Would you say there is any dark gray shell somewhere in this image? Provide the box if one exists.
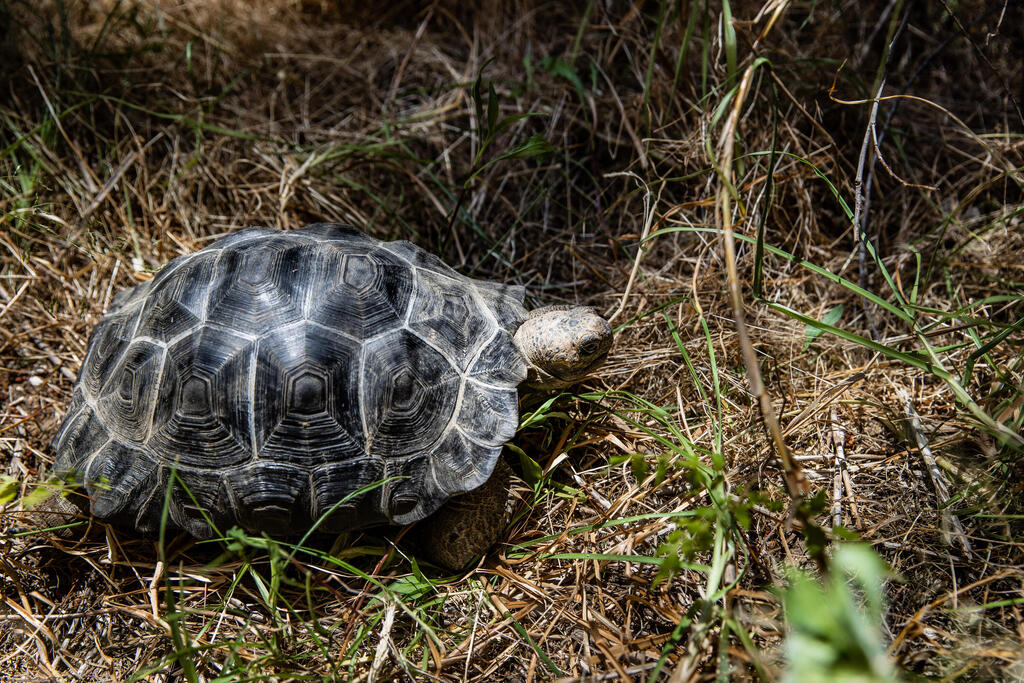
[52,224,527,537]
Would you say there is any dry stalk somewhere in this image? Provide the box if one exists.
[831,415,845,529]
[604,171,659,324]
[900,390,972,557]
[713,62,810,526]
[366,600,396,683]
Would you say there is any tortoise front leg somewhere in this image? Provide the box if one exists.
[418,458,514,570]
[21,489,85,538]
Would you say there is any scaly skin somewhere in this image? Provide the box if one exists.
[419,458,514,569]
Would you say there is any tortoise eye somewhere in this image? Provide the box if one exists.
[580,340,601,357]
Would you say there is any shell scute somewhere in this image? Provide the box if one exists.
[309,458,386,531]
[205,238,312,335]
[96,339,164,444]
[297,222,374,245]
[78,304,143,400]
[135,250,218,342]
[457,381,519,449]
[468,330,527,386]
[84,440,156,519]
[207,226,280,250]
[150,327,254,468]
[255,322,364,465]
[408,268,492,365]
[309,247,413,339]
[361,330,460,458]
[53,403,111,474]
[427,427,498,496]
[224,462,309,534]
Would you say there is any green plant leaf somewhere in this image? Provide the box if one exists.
[630,453,649,481]
[540,56,584,101]
[0,475,19,505]
[508,443,543,484]
[780,545,899,683]
[803,304,844,352]
[496,133,555,161]
[22,482,59,509]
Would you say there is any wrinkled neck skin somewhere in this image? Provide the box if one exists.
[513,305,613,390]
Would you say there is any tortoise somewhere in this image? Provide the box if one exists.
[50,223,612,568]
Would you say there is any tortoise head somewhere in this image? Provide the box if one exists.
[513,306,613,388]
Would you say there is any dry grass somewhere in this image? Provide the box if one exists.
[1,0,1023,680]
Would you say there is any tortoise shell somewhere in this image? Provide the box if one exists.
[52,224,528,537]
